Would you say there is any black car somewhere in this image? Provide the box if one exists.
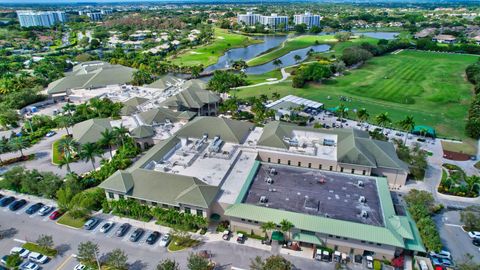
[129,228,144,242]
[25,202,44,215]
[9,199,27,211]
[473,237,480,246]
[115,223,131,237]
[146,231,160,245]
[0,196,15,207]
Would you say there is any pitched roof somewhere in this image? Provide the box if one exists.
[72,118,112,144]
[130,136,181,170]
[47,61,136,94]
[130,125,155,139]
[257,121,408,171]
[161,80,220,109]
[99,170,134,193]
[120,105,137,116]
[137,107,193,125]
[99,168,219,208]
[123,96,149,107]
[175,117,254,144]
[147,75,182,89]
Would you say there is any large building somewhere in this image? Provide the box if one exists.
[17,10,67,28]
[237,12,261,26]
[100,117,422,260]
[237,12,289,30]
[294,12,321,29]
[87,12,103,21]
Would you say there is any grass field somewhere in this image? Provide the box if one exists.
[51,139,62,165]
[22,242,58,257]
[441,140,478,156]
[238,50,478,139]
[169,28,261,67]
[57,212,88,228]
[246,69,283,84]
[247,35,338,66]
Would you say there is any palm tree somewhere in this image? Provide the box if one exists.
[113,125,129,148]
[57,137,79,173]
[465,175,480,193]
[56,115,73,136]
[272,92,281,101]
[336,103,348,127]
[398,116,415,144]
[79,143,103,170]
[375,112,391,133]
[294,54,302,63]
[260,221,276,239]
[8,136,29,158]
[279,219,294,240]
[62,103,76,116]
[100,129,116,158]
[272,59,283,68]
[356,108,369,128]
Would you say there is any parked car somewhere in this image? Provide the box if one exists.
[83,218,99,230]
[10,247,30,258]
[9,199,27,211]
[115,223,131,237]
[0,196,15,207]
[431,257,453,267]
[45,131,56,137]
[38,205,54,216]
[28,252,48,264]
[429,250,452,260]
[315,249,322,261]
[366,256,374,269]
[1,255,8,265]
[159,233,171,247]
[100,221,115,233]
[468,231,480,239]
[146,231,160,245]
[236,233,245,244]
[25,203,44,215]
[129,228,145,242]
[74,263,86,270]
[222,230,230,240]
[473,237,480,246]
[49,210,63,220]
[19,262,39,270]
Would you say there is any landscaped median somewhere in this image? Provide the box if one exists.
[438,163,479,198]
[22,242,57,257]
[167,231,201,252]
[51,138,62,165]
[57,211,88,229]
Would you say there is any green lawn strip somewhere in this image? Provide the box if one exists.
[247,35,338,67]
[51,139,62,165]
[167,236,200,252]
[246,69,282,84]
[22,242,57,257]
[441,140,478,156]
[169,28,261,67]
[309,36,380,60]
[57,212,88,229]
[238,50,477,139]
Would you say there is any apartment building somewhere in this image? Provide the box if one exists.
[17,10,67,28]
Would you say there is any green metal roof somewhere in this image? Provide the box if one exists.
[271,231,284,241]
[72,118,112,144]
[129,136,181,170]
[138,107,191,125]
[293,232,323,245]
[99,168,219,208]
[161,80,220,109]
[148,75,181,89]
[123,97,148,107]
[175,117,254,144]
[47,61,136,94]
[130,125,155,139]
[120,105,137,116]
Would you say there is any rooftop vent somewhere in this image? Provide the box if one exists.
[361,210,368,218]
[269,168,277,175]
[265,177,273,184]
[359,196,366,203]
[357,181,364,188]
[259,196,268,204]
[268,188,277,192]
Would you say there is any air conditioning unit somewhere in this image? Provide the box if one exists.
[357,181,364,187]
[358,196,366,203]
[265,177,273,184]
[259,196,268,204]
[361,210,368,218]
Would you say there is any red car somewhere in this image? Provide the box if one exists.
[49,210,63,220]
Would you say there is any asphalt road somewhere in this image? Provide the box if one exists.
[0,200,335,270]
[433,210,480,264]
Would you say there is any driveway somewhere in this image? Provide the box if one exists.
[0,199,337,270]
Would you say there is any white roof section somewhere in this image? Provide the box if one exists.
[266,95,324,110]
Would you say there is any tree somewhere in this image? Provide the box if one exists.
[0,138,9,163]
[336,103,348,127]
[187,253,210,270]
[294,23,307,33]
[57,136,79,173]
[55,115,73,136]
[105,248,128,270]
[356,108,369,127]
[62,103,76,116]
[279,219,294,240]
[77,241,100,268]
[375,112,391,132]
[8,136,29,158]
[334,32,352,42]
[294,54,301,63]
[157,259,180,270]
[131,69,154,86]
[272,59,283,68]
[398,115,415,144]
[79,143,103,170]
[232,60,248,70]
[113,125,129,147]
[250,255,293,270]
[0,106,19,129]
[272,92,281,101]
[36,234,54,250]
[100,129,116,158]
[260,221,276,238]
[56,186,75,211]
[6,253,22,268]
[207,70,247,93]
[341,46,373,66]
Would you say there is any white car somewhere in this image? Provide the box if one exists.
[429,250,452,260]
[468,231,480,238]
[74,263,86,270]
[38,205,54,216]
[28,252,48,264]
[19,261,39,270]
[10,247,30,258]
[45,131,56,137]
[159,233,171,247]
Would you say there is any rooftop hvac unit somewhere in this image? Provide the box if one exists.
[265,177,273,184]
[357,181,364,188]
[323,139,335,146]
[259,196,268,204]
[358,196,366,203]
[361,210,368,218]
[268,188,277,192]
[269,168,277,175]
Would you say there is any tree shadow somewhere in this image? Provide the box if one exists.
[0,228,18,239]
[128,260,148,270]
[55,243,71,256]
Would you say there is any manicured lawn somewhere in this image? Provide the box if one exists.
[167,236,200,252]
[246,69,282,84]
[441,140,478,156]
[57,212,88,229]
[22,242,57,257]
[238,50,478,139]
[51,139,62,165]
[169,28,261,67]
[247,35,338,66]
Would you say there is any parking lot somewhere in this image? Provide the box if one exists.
[0,194,339,270]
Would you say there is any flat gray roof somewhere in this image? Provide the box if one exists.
[243,164,384,227]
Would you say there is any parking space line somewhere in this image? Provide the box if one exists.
[14,238,26,244]
[56,254,75,270]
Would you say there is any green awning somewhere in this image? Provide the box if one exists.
[293,232,323,245]
[412,125,436,138]
[271,231,284,241]
[210,213,221,221]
